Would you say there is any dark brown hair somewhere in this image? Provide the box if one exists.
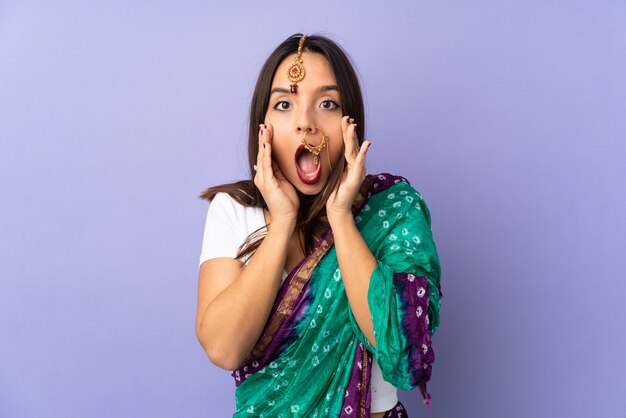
[199,32,365,260]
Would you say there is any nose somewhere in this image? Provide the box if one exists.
[295,106,317,134]
[297,125,323,146]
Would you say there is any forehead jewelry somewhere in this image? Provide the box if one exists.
[286,35,307,94]
[302,127,333,171]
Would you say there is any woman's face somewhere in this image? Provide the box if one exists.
[264,52,345,195]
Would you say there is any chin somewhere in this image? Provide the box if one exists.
[297,184,325,196]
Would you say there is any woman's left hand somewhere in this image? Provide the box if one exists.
[326,115,372,220]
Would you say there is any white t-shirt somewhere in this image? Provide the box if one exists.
[199,192,398,413]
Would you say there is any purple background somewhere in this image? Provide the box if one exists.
[1,1,625,417]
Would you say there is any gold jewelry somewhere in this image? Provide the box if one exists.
[286,35,307,94]
[302,127,333,171]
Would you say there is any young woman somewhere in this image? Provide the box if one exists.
[196,33,443,417]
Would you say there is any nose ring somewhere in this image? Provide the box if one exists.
[301,127,329,166]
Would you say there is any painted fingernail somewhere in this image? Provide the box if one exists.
[263,143,266,149]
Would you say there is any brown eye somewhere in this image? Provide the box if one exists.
[273,101,290,111]
[321,100,340,110]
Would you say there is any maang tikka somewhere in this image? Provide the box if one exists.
[288,35,332,171]
[286,34,307,94]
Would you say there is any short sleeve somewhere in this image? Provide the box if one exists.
[198,192,243,267]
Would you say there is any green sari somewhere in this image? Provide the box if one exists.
[231,173,443,417]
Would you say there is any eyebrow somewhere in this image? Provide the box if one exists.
[269,85,339,96]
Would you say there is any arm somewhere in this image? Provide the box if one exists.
[196,122,300,371]
[328,212,378,348]
[196,218,295,370]
[338,181,443,395]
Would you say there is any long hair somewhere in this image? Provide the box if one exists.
[199,33,365,260]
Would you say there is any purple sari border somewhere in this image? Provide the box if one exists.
[232,228,334,385]
[394,272,435,415]
[339,340,372,417]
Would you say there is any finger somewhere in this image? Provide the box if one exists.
[355,140,372,166]
[349,122,359,156]
[262,126,274,180]
[272,160,288,182]
[256,124,264,181]
[341,115,351,146]
[343,120,359,164]
[341,115,350,130]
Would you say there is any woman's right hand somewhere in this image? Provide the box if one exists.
[254,123,299,227]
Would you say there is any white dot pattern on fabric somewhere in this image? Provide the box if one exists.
[234,179,431,415]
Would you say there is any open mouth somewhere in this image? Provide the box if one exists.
[294,144,322,185]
